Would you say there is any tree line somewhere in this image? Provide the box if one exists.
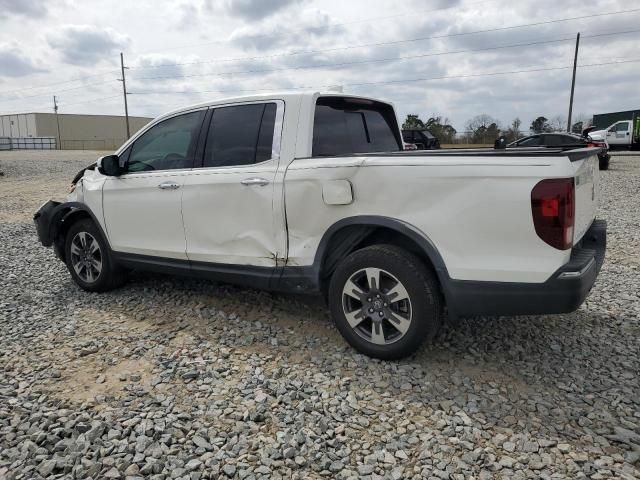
[402,113,591,144]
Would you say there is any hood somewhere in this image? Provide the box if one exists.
[587,129,606,141]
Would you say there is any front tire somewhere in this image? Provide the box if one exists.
[599,155,610,170]
[64,218,125,292]
[328,245,442,360]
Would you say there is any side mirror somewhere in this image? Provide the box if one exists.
[97,154,122,176]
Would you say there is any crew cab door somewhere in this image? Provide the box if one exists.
[181,101,286,267]
[606,121,631,146]
[102,110,206,259]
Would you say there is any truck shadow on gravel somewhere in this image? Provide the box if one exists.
[71,271,635,443]
[16,264,638,456]
[112,271,634,391]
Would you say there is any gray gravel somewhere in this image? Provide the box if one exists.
[1,150,639,479]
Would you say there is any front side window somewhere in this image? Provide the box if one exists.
[312,97,402,157]
[126,111,204,172]
[616,122,629,132]
[203,103,277,168]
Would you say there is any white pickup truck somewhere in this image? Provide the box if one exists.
[588,117,640,150]
[35,92,606,359]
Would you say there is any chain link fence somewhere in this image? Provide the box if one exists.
[0,137,57,150]
[59,139,120,150]
[0,137,126,151]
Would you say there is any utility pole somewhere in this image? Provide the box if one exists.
[53,95,62,150]
[118,52,131,139]
[567,32,580,133]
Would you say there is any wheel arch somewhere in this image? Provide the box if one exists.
[52,202,110,262]
[314,216,452,308]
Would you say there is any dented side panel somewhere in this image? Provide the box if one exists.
[284,155,582,284]
[181,162,281,266]
[181,98,295,267]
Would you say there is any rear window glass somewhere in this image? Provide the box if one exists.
[312,97,401,156]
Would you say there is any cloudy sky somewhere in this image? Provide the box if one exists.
[0,0,638,131]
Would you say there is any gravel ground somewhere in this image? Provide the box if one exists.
[1,150,639,480]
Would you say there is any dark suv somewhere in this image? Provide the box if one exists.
[402,129,440,150]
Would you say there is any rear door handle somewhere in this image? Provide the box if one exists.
[158,181,180,190]
[241,177,269,187]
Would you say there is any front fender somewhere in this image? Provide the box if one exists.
[33,200,63,247]
[34,201,110,261]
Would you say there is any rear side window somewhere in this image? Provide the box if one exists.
[543,136,564,146]
[562,135,585,144]
[517,136,541,147]
[203,103,276,168]
[312,97,401,156]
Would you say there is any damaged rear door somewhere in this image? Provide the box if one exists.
[181,100,286,267]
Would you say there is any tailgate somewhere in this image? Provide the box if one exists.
[571,149,599,243]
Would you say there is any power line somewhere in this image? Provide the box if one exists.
[5,25,635,103]
[128,8,640,70]
[0,1,494,96]
[131,0,499,54]
[55,94,122,108]
[129,58,640,96]
[0,94,122,115]
[0,80,115,104]
[2,7,637,99]
[132,36,576,81]
[2,8,638,110]
[8,27,629,106]
[6,57,636,116]
[0,70,120,97]
[128,29,640,82]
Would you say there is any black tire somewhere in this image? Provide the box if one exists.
[599,156,610,170]
[328,245,442,360]
[64,218,126,292]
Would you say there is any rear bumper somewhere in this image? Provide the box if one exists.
[447,220,606,317]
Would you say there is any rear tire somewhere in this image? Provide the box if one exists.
[599,156,610,170]
[64,219,126,292]
[328,245,442,360]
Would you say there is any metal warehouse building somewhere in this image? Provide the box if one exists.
[0,113,152,150]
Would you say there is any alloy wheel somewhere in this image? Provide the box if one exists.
[70,231,102,283]
[341,267,412,345]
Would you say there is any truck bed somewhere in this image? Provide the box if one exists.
[338,147,597,161]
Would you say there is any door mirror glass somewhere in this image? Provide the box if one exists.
[98,154,122,176]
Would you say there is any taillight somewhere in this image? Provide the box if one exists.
[531,178,575,250]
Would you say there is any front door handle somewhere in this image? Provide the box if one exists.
[241,177,269,187]
[158,181,180,190]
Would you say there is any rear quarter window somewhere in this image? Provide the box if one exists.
[312,97,402,157]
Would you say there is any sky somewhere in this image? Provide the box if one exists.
[0,0,638,132]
